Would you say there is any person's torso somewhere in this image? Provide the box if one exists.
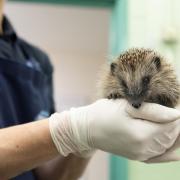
[0,16,54,180]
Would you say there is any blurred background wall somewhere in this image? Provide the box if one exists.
[128,0,180,77]
[6,0,180,179]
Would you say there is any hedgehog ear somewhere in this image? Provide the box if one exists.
[153,56,161,69]
[111,62,117,76]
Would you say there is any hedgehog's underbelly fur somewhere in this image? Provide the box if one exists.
[99,77,180,108]
[105,86,179,108]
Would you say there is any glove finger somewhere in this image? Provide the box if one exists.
[146,137,169,157]
[126,102,180,123]
[144,134,174,159]
[145,130,180,163]
[163,134,180,153]
[155,122,180,149]
[144,151,180,163]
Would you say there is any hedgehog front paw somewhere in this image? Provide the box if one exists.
[107,93,121,99]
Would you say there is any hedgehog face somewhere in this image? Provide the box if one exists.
[111,54,161,108]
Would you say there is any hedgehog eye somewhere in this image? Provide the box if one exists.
[121,80,128,89]
[111,62,117,76]
[142,76,150,86]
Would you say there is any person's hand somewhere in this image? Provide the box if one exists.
[49,99,180,161]
[143,104,180,163]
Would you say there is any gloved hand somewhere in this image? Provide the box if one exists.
[49,99,180,161]
[144,104,180,163]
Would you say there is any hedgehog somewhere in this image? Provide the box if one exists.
[97,48,180,108]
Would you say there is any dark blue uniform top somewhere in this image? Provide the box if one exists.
[0,16,55,179]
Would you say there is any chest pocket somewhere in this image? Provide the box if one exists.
[0,58,49,127]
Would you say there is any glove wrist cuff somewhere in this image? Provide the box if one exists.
[49,111,93,157]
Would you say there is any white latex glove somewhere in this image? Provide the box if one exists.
[49,99,180,161]
[144,104,180,163]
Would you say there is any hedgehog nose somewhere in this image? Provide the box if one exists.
[132,102,141,109]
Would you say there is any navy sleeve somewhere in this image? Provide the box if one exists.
[39,52,56,115]
[45,56,56,114]
[18,39,56,114]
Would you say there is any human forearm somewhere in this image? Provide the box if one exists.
[0,119,58,179]
[34,154,90,180]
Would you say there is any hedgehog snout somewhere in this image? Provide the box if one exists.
[127,94,144,109]
[132,101,141,109]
